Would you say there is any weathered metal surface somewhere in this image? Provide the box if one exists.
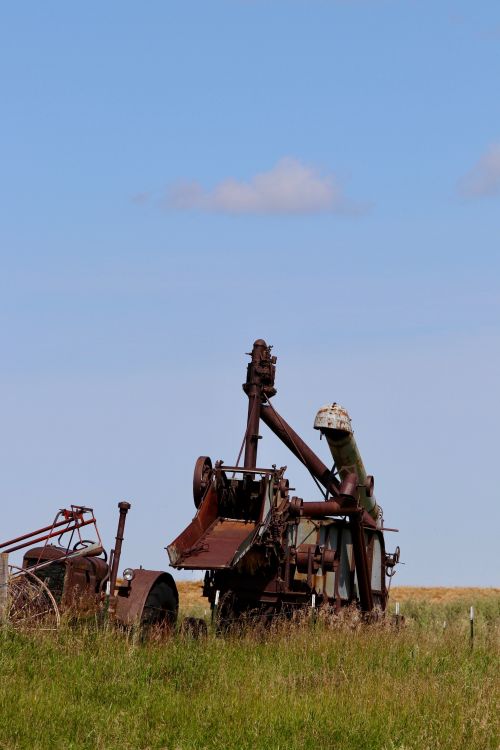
[1,506,102,553]
[0,505,109,617]
[108,501,131,616]
[193,456,212,508]
[168,339,399,618]
[115,569,178,626]
[6,564,61,630]
[174,519,258,570]
[167,483,220,566]
[242,339,276,469]
[2,503,179,629]
[23,545,108,610]
[314,403,353,433]
[314,402,381,524]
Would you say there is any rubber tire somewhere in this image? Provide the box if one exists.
[141,581,178,627]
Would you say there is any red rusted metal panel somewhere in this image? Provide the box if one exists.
[167,483,219,565]
[115,569,178,626]
[173,519,257,570]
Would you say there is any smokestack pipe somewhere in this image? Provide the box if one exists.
[108,501,131,611]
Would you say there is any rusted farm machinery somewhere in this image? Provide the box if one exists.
[168,339,400,624]
[0,338,400,633]
[0,503,178,630]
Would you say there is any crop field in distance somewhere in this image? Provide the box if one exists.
[0,585,498,750]
[178,580,500,612]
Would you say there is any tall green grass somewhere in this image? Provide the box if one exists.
[0,595,498,750]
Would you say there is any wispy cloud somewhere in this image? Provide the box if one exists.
[479,23,500,40]
[458,143,500,198]
[163,157,366,215]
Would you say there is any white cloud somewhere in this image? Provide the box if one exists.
[165,157,365,215]
[458,143,500,198]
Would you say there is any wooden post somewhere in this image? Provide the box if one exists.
[0,553,9,625]
[469,606,474,647]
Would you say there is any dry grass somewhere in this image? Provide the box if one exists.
[390,586,500,604]
[177,579,500,613]
[177,580,206,613]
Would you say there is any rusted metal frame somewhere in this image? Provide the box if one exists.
[217,465,279,477]
[333,534,342,611]
[243,395,260,469]
[243,340,269,469]
[241,339,278,470]
[377,531,388,607]
[283,544,291,592]
[366,533,374,585]
[58,508,103,560]
[306,545,313,589]
[244,350,376,585]
[0,512,90,550]
[349,512,374,612]
[108,502,131,613]
[13,543,104,581]
[290,499,353,518]
[1,518,98,555]
[270,406,367,615]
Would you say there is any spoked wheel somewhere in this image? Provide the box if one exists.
[6,566,60,630]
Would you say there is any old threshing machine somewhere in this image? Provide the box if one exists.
[168,339,400,621]
[0,503,178,629]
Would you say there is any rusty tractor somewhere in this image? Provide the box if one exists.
[0,503,178,630]
[168,339,400,624]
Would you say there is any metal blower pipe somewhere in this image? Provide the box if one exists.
[293,500,347,518]
[262,404,377,528]
[314,403,381,523]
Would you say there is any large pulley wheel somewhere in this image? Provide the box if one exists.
[193,456,212,508]
[5,566,60,630]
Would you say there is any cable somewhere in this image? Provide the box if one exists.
[262,395,327,500]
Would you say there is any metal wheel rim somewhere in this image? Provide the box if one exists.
[7,565,61,630]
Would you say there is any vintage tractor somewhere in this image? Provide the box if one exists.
[0,503,178,629]
[168,339,400,623]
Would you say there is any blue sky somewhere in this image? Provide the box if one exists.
[1,1,499,586]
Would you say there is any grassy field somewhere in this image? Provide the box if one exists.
[0,588,498,750]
